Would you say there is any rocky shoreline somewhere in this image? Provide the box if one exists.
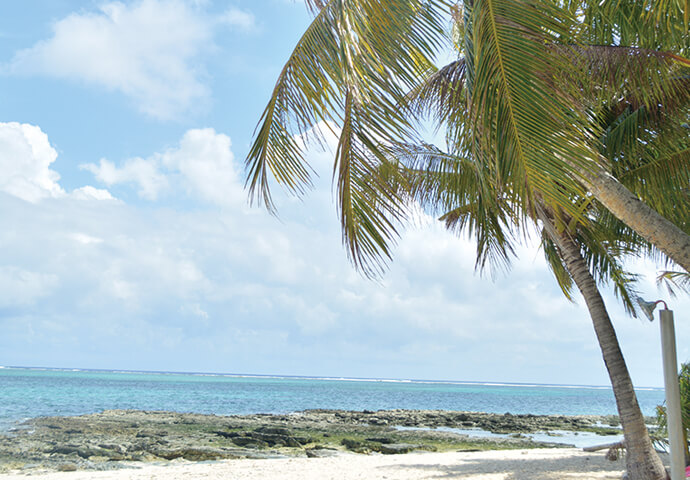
[0,409,622,474]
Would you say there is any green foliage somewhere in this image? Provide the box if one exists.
[657,271,690,298]
[245,0,450,276]
[246,0,690,277]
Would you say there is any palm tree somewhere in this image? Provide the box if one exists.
[390,11,690,470]
[543,217,667,479]
[245,0,690,273]
[453,0,690,271]
[385,137,669,479]
[245,2,690,478]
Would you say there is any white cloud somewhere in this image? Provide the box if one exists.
[0,122,64,202]
[71,186,116,201]
[276,294,338,335]
[0,122,115,203]
[70,233,104,245]
[82,157,169,200]
[82,128,243,206]
[218,8,256,31]
[0,267,58,307]
[182,303,209,320]
[162,128,243,206]
[2,124,687,388]
[8,0,222,119]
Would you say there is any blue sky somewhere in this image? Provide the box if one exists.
[0,0,687,388]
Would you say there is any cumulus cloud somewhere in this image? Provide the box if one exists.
[217,8,256,31]
[71,186,116,201]
[0,122,114,203]
[70,233,105,245]
[82,128,243,206]
[162,128,243,206]
[82,158,169,200]
[2,124,686,386]
[0,122,64,203]
[7,0,251,119]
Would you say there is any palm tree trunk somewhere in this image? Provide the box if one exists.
[585,168,690,273]
[542,217,669,480]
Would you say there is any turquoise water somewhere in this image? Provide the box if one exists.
[0,367,665,432]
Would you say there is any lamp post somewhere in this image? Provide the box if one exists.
[637,298,685,480]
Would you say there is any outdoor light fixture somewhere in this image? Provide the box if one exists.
[636,297,685,480]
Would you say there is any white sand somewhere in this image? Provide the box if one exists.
[0,448,640,480]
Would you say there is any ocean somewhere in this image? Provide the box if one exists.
[0,366,665,433]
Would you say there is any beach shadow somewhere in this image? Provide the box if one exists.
[381,453,624,479]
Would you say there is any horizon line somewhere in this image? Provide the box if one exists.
[1,365,664,391]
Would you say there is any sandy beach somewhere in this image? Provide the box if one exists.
[0,448,639,480]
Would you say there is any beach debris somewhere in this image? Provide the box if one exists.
[582,441,626,453]
[581,441,626,463]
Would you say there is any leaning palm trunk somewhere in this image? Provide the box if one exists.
[544,217,668,480]
[584,168,690,274]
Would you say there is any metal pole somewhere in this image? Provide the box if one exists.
[660,308,685,480]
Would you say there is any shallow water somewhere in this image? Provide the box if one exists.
[397,425,624,449]
[0,366,665,432]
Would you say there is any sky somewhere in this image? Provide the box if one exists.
[0,0,687,388]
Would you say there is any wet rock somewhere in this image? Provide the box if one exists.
[305,447,339,458]
[149,447,226,461]
[231,437,269,448]
[251,432,299,447]
[254,426,292,436]
[0,408,608,473]
[377,443,419,454]
[340,438,371,453]
[367,417,388,426]
[366,437,393,444]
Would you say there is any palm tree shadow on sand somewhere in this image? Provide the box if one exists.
[377,451,636,480]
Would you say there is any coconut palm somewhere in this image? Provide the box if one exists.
[245,0,690,273]
[397,46,689,474]
[390,140,670,479]
[389,14,690,471]
[452,0,690,271]
[245,2,690,478]
[542,214,668,479]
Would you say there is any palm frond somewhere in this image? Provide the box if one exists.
[464,0,595,220]
[305,0,328,15]
[404,59,469,153]
[656,270,690,297]
[334,92,409,277]
[246,0,451,273]
[557,46,690,116]
[246,0,449,207]
[246,4,345,211]
[584,0,690,55]
[541,231,575,301]
[387,142,518,275]
[612,112,690,228]
[440,201,516,274]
